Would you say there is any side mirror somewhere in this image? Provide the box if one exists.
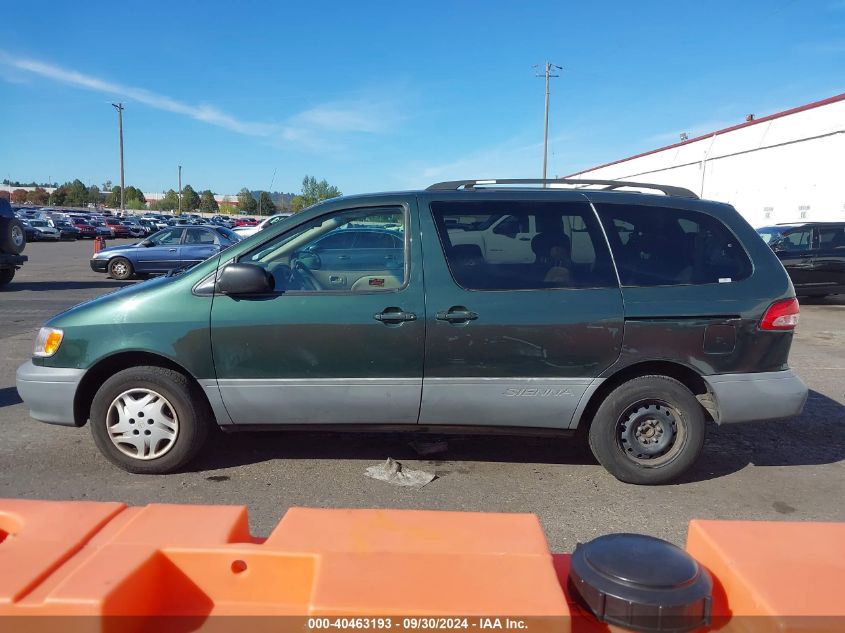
[216,263,274,295]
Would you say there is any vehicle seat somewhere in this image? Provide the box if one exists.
[449,244,487,288]
[530,232,571,285]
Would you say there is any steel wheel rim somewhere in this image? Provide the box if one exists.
[106,388,179,460]
[112,261,128,277]
[11,225,24,248]
[616,399,686,467]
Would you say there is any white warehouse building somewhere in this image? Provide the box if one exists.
[567,92,845,228]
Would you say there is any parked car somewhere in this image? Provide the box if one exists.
[88,225,242,280]
[54,221,82,240]
[17,178,806,482]
[0,197,27,287]
[757,222,845,297]
[27,219,61,241]
[233,212,292,238]
[137,218,161,235]
[89,219,114,238]
[73,221,98,239]
[104,218,134,238]
[21,219,39,242]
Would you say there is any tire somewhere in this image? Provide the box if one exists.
[0,218,27,254]
[89,366,211,474]
[108,257,134,280]
[588,375,706,485]
[0,267,14,287]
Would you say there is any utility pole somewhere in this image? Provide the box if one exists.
[178,165,182,215]
[111,103,125,211]
[534,62,562,185]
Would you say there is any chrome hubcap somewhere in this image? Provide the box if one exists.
[106,388,179,460]
[112,262,127,276]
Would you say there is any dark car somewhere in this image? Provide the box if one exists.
[0,197,27,286]
[54,221,82,240]
[89,224,241,279]
[757,222,845,297]
[19,178,806,483]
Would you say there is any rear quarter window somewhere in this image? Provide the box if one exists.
[596,203,752,287]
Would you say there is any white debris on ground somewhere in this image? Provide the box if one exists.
[365,457,436,488]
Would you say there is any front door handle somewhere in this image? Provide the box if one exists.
[374,308,417,324]
[435,307,479,323]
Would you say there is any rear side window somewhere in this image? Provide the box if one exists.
[818,226,845,249]
[430,200,617,290]
[596,204,752,286]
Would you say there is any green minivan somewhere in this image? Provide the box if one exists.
[16,179,808,484]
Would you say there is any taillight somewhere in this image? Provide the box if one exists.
[760,298,800,330]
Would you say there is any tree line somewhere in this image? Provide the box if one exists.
[5,175,342,215]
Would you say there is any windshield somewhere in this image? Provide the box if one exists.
[30,220,48,227]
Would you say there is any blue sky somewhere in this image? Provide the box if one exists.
[1,1,843,196]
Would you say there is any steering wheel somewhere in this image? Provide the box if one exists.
[288,259,320,291]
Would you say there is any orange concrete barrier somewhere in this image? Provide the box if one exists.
[1,500,844,633]
[686,519,845,632]
[0,501,569,622]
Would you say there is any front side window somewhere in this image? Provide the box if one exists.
[596,204,752,286]
[149,228,184,246]
[239,206,406,293]
[431,200,617,290]
[779,229,812,252]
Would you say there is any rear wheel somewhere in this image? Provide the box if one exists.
[0,268,14,287]
[0,218,26,255]
[108,257,134,280]
[588,375,706,485]
[90,366,210,474]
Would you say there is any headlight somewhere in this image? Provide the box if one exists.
[34,327,64,357]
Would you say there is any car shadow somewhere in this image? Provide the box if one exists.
[191,429,596,473]
[679,389,845,483]
[3,281,135,292]
[0,387,23,408]
[190,390,845,483]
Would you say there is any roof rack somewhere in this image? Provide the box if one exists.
[425,178,699,199]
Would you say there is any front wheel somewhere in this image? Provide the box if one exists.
[89,366,210,474]
[588,375,705,485]
[108,256,134,280]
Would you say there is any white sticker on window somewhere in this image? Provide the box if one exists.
[718,278,732,283]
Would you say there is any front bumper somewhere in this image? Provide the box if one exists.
[16,360,86,426]
[705,369,808,424]
[90,258,109,272]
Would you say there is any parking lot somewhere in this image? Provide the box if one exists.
[1,238,844,549]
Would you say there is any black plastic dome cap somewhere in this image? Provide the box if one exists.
[568,533,712,633]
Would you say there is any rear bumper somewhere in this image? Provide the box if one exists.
[89,258,109,272]
[16,360,85,426]
[705,369,808,424]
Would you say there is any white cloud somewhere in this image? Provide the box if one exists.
[403,132,572,189]
[0,51,403,151]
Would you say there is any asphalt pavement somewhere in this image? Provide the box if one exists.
[1,239,844,549]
